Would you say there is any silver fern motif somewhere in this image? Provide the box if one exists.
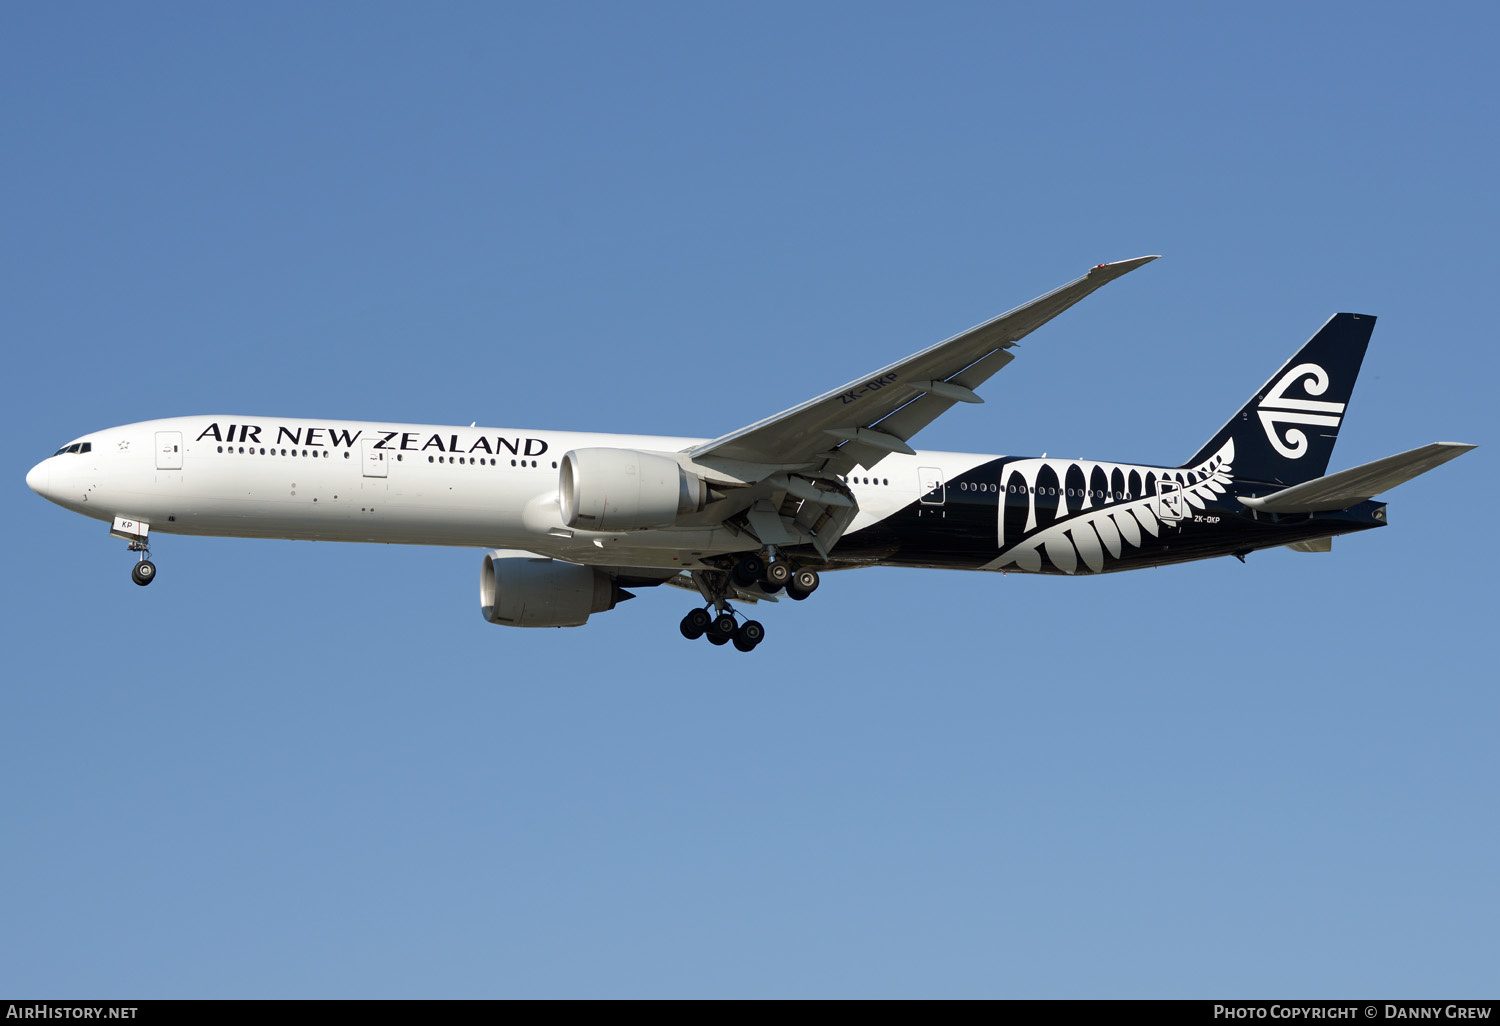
[981,439,1235,574]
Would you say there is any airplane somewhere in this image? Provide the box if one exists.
[26,256,1475,652]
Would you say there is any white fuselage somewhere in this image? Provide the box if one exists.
[27,415,994,570]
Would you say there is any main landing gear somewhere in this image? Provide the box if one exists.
[680,607,766,652]
[730,553,818,600]
[678,553,822,652]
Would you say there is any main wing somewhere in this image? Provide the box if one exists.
[690,256,1159,474]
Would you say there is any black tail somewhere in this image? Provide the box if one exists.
[1183,313,1375,485]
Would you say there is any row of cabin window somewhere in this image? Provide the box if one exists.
[959,480,1138,500]
[428,456,555,468]
[214,445,556,469]
[218,446,331,457]
[840,476,889,486]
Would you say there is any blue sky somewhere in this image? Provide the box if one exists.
[3,3,1495,998]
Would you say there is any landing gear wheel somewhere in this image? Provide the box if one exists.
[732,554,766,586]
[732,620,765,652]
[680,608,711,640]
[787,567,819,601]
[131,560,156,587]
[705,611,737,646]
[764,561,792,589]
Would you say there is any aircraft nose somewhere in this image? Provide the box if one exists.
[26,459,49,496]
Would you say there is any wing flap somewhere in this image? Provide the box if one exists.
[1242,442,1476,513]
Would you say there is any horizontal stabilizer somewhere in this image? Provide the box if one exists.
[1285,536,1333,553]
[1242,442,1476,513]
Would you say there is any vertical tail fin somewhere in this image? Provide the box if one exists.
[1184,313,1375,485]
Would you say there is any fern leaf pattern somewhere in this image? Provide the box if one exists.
[980,439,1235,574]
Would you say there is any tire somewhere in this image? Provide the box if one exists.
[792,568,819,594]
[707,632,730,646]
[713,613,738,636]
[732,554,765,586]
[680,610,709,640]
[764,562,792,588]
[786,584,809,601]
[132,560,156,587]
[734,620,765,649]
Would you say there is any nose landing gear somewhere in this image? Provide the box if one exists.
[130,555,156,587]
[111,516,156,587]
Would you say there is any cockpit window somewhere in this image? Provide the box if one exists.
[50,442,90,456]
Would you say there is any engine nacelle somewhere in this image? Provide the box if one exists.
[480,550,626,628]
[558,448,708,531]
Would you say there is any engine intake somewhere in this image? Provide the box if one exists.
[480,550,629,628]
[558,448,708,531]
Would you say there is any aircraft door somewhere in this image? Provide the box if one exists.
[919,467,945,505]
[361,439,389,478]
[1157,477,1185,521]
[155,432,183,470]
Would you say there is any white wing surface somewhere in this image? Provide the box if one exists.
[1240,442,1477,513]
[690,256,1159,474]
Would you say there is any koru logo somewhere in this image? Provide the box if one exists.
[1257,362,1344,459]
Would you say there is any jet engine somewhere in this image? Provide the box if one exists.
[480,550,630,628]
[558,448,708,531]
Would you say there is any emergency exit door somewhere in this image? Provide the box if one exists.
[155,432,182,470]
[919,467,945,505]
[361,438,388,478]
